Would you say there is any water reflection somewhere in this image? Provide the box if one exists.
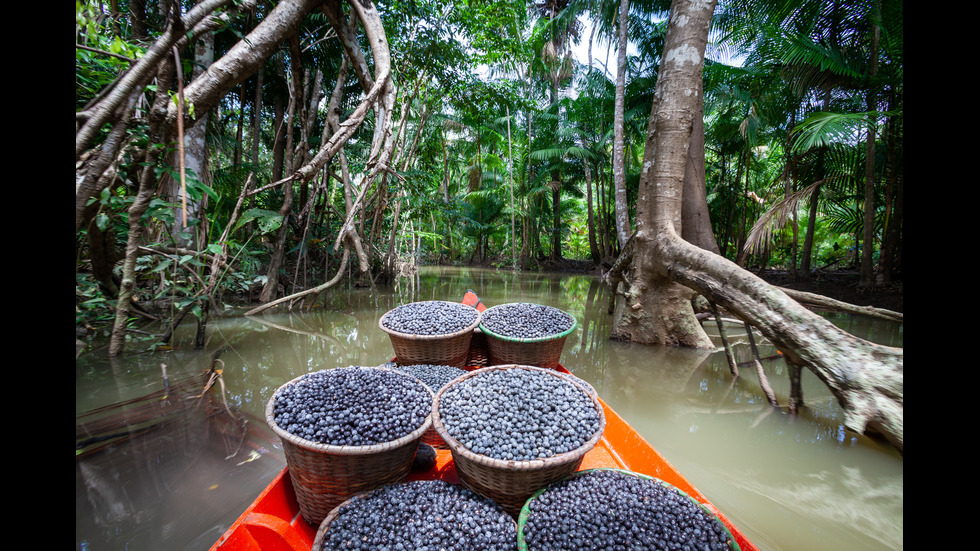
[75,267,902,551]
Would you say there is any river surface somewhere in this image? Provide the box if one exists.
[75,266,903,551]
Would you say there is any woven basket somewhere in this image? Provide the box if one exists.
[479,305,577,370]
[465,329,490,370]
[380,301,482,368]
[265,369,433,525]
[312,491,371,550]
[312,482,519,551]
[432,365,605,517]
[516,468,741,551]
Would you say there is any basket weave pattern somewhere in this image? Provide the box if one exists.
[421,427,448,449]
[380,302,481,368]
[432,365,605,517]
[265,371,433,525]
[464,330,490,370]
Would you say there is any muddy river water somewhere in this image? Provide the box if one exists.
[75,267,903,551]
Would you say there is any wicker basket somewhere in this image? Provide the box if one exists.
[312,491,371,550]
[380,301,482,368]
[479,304,577,370]
[265,369,433,525]
[516,469,741,551]
[432,365,605,517]
[464,329,490,370]
[312,482,519,551]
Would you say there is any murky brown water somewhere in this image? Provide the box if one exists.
[75,266,903,551]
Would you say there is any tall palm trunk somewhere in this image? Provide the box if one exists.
[612,0,632,249]
[859,0,880,287]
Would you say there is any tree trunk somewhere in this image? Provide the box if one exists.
[612,0,902,451]
[583,28,603,267]
[167,29,214,250]
[680,83,718,254]
[879,109,902,284]
[551,171,562,261]
[585,154,601,265]
[259,43,304,303]
[234,85,245,166]
[859,0,880,288]
[659,235,902,451]
[612,0,716,349]
[109,58,177,356]
[612,0,632,249]
[246,0,397,314]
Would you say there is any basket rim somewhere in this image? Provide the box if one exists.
[431,364,605,470]
[313,490,373,548]
[478,303,577,343]
[379,301,482,341]
[266,366,434,455]
[515,468,742,551]
[314,480,518,549]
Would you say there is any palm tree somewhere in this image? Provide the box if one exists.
[715,0,903,282]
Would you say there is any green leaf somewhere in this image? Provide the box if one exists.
[234,208,283,234]
[791,111,872,153]
[95,213,110,232]
[150,259,173,273]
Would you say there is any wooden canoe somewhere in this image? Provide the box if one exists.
[210,292,759,551]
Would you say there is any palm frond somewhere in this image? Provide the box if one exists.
[779,30,863,79]
[530,147,568,162]
[741,180,822,256]
[791,111,872,152]
[565,145,598,162]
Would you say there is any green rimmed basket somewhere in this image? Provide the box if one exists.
[479,304,577,370]
[516,468,741,551]
[380,301,482,368]
[265,367,434,526]
[431,364,605,518]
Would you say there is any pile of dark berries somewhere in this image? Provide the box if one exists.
[272,367,431,446]
[521,470,734,551]
[392,364,467,393]
[438,367,601,461]
[317,480,517,550]
[481,303,574,339]
[382,301,480,336]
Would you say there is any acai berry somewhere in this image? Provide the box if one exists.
[318,480,517,550]
[392,364,467,393]
[522,469,734,551]
[272,367,431,446]
[481,303,574,340]
[438,367,601,461]
[382,301,479,336]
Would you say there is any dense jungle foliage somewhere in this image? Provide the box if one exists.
[75,0,902,353]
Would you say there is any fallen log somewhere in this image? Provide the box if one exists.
[776,286,903,323]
